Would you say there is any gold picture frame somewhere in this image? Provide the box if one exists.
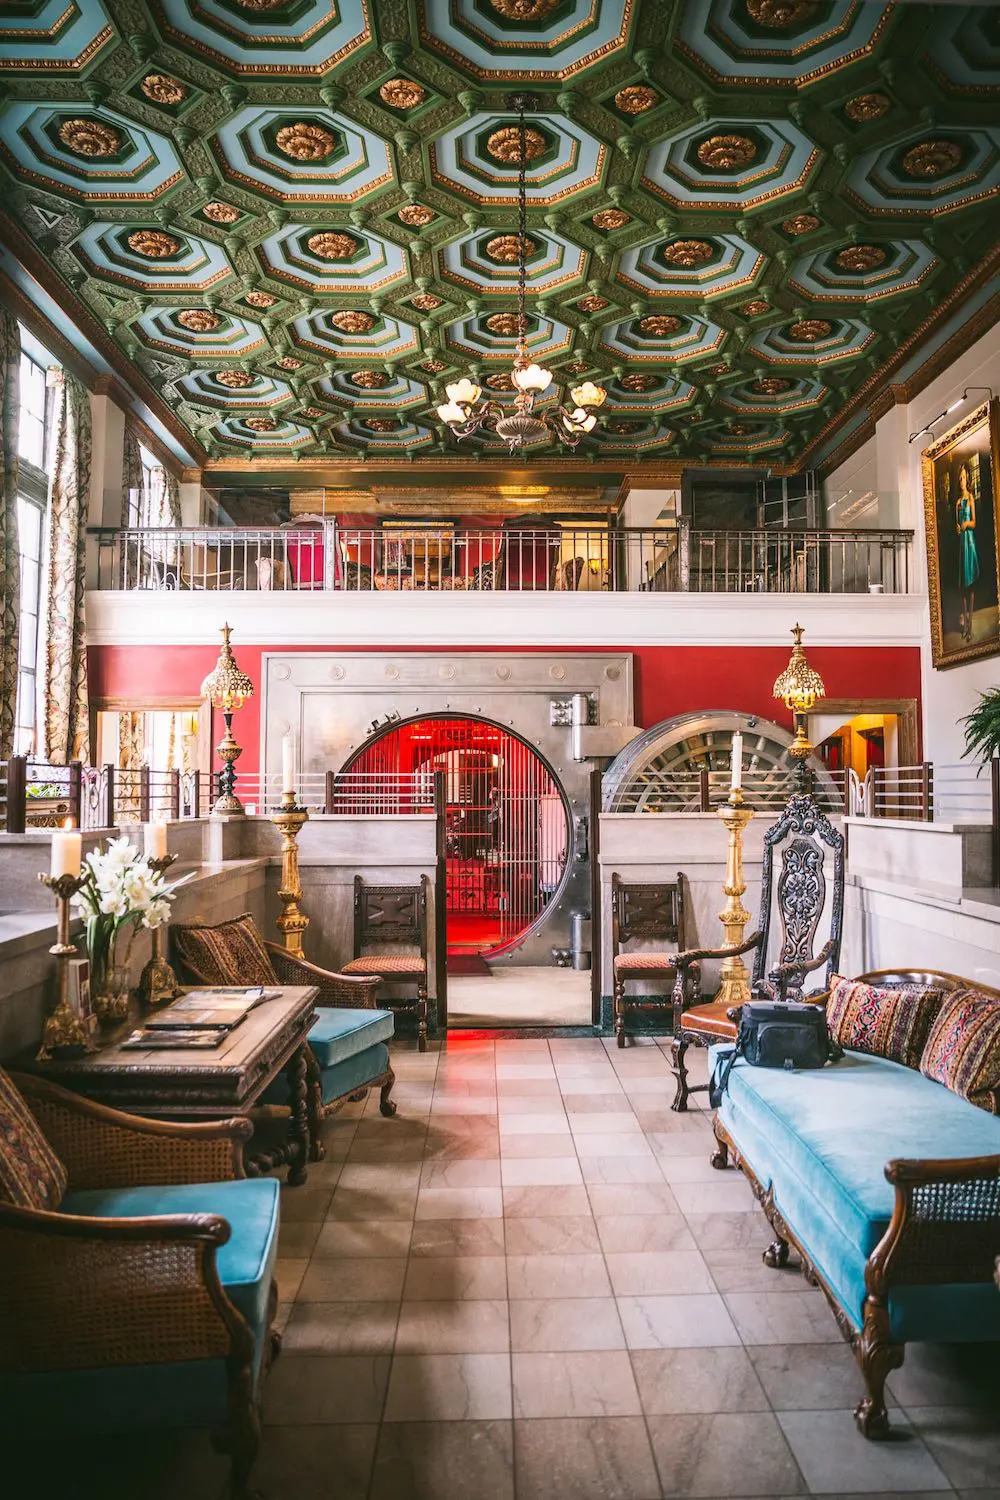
[922,399,1000,669]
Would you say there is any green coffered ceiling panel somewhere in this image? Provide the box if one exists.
[1,0,999,469]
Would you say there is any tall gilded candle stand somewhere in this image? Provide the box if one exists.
[37,872,96,1061]
[713,789,756,1010]
[272,792,309,955]
[138,853,182,1006]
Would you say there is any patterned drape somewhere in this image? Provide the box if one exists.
[121,422,143,526]
[0,308,20,762]
[117,708,145,819]
[144,464,181,527]
[41,370,92,765]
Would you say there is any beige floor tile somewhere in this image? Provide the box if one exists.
[499,1132,579,1159]
[514,1417,661,1500]
[659,1152,733,1181]
[497,1111,569,1134]
[684,1209,774,1251]
[507,1252,612,1299]
[777,1409,950,1493]
[395,1298,510,1353]
[587,1182,680,1217]
[264,1354,391,1425]
[500,1157,584,1188]
[274,1257,308,1305]
[749,1341,878,1411]
[282,1301,400,1355]
[632,1347,769,1415]
[724,1289,842,1345]
[647,1410,806,1497]
[510,1298,625,1353]
[605,1249,715,1297]
[669,1176,757,1214]
[314,1219,413,1259]
[574,1133,657,1158]
[327,1186,419,1221]
[409,1217,506,1258]
[414,1186,504,1219]
[255,1424,378,1500]
[617,1293,741,1350]
[580,1155,666,1185]
[338,1162,423,1192]
[277,1186,334,1222]
[887,1342,1000,1409]
[906,1406,1000,1490]
[298,1257,407,1304]
[370,1420,514,1500]
[704,1246,811,1296]
[503,1215,600,1256]
[418,1157,502,1189]
[429,1096,499,1116]
[384,1354,513,1422]
[495,1087,564,1107]
[558,1077,626,1096]
[596,1214,695,1254]
[512,1351,642,1418]
[569,1111,644,1134]
[502,1184,593,1217]
[403,1255,508,1301]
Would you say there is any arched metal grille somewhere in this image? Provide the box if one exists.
[341,715,570,956]
[603,711,837,814]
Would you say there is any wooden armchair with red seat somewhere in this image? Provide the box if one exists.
[668,789,846,1110]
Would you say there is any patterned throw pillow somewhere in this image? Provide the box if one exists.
[172,913,278,987]
[0,1066,67,1211]
[826,973,944,1069]
[920,988,1000,1114]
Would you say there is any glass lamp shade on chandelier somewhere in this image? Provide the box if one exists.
[200,623,254,814]
[436,93,607,453]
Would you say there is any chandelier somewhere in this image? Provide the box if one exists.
[435,92,607,453]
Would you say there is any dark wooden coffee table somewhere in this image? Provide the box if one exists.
[24,985,318,1185]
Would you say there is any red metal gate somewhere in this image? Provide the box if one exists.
[340,715,570,956]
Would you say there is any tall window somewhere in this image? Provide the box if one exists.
[13,347,55,756]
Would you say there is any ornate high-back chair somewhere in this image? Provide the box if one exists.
[670,790,845,1110]
[611,873,694,1047]
[341,876,431,1050]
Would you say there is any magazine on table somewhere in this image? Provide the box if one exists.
[143,987,279,1031]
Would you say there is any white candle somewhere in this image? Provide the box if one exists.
[51,823,82,879]
[730,731,744,792]
[282,734,296,794]
[144,821,168,859]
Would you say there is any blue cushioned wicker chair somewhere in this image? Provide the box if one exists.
[0,1072,280,1498]
[172,914,397,1159]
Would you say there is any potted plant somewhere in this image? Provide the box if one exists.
[74,836,186,1021]
[961,686,1000,770]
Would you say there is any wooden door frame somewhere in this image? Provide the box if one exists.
[809,698,919,766]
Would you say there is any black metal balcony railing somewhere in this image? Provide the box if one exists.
[90,523,913,596]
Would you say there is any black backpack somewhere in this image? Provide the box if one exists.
[710,1000,842,1108]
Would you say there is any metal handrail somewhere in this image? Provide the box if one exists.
[89,523,914,596]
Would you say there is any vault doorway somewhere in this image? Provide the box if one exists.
[340,714,572,966]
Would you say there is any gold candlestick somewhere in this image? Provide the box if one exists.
[714,789,756,1010]
[138,853,181,1006]
[37,872,96,1061]
[272,790,309,955]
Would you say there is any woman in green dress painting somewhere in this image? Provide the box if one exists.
[956,462,979,641]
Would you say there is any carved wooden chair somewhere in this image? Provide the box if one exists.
[611,873,696,1048]
[670,790,845,1110]
[0,1068,279,1498]
[342,875,431,1051]
[172,913,397,1152]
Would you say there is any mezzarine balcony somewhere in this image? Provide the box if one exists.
[91,522,914,597]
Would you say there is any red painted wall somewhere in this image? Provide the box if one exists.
[88,643,921,776]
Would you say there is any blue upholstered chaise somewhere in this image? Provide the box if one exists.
[710,1038,1000,1438]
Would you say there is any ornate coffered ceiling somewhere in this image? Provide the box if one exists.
[1,0,999,470]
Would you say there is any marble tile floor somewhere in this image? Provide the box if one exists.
[19,1037,1000,1500]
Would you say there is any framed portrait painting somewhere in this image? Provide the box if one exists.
[922,400,1000,669]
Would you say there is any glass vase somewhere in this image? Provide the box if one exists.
[93,962,132,1024]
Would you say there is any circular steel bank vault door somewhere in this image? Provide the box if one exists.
[341,714,572,960]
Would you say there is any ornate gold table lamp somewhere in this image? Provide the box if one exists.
[200,623,254,814]
[773,622,826,791]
